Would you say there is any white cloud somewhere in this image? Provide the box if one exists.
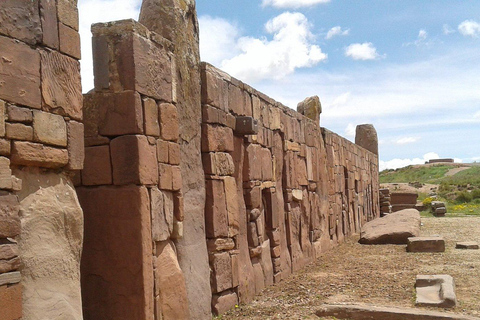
[219,12,327,83]
[199,16,240,66]
[474,111,480,119]
[443,24,455,35]
[458,20,480,37]
[395,137,419,145]
[418,29,427,40]
[403,29,432,47]
[345,123,356,138]
[379,152,439,171]
[344,42,381,60]
[325,26,350,40]
[79,0,142,92]
[262,0,330,9]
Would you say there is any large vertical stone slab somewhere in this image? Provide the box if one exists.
[14,168,83,320]
[77,185,153,320]
[140,1,211,318]
[355,124,378,156]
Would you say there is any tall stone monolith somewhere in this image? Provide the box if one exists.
[139,1,212,319]
[355,124,378,156]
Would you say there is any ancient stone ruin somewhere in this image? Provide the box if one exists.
[0,1,380,319]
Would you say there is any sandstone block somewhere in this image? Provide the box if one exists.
[210,252,233,293]
[415,275,456,308]
[143,97,160,137]
[82,145,112,185]
[97,91,144,136]
[212,290,238,315]
[205,179,229,238]
[150,187,173,242]
[168,142,180,165]
[57,0,79,30]
[244,186,261,209]
[40,49,82,120]
[174,192,184,222]
[264,190,280,230]
[0,194,20,238]
[157,139,169,163]
[40,0,59,49]
[201,65,229,110]
[0,100,4,138]
[171,219,184,239]
[159,103,179,141]
[59,23,81,59]
[0,0,41,44]
[456,241,479,249]
[260,148,273,181]
[0,283,22,320]
[202,104,220,124]
[33,110,67,147]
[390,192,418,205]
[407,237,445,253]
[158,163,173,190]
[11,141,68,168]
[7,105,33,123]
[224,176,240,237]
[172,165,182,191]
[66,121,84,170]
[0,139,10,156]
[6,122,33,141]
[235,116,258,135]
[201,124,233,152]
[111,135,158,185]
[207,238,235,252]
[0,242,18,261]
[244,144,262,181]
[355,124,378,155]
[0,271,21,286]
[297,95,321,124]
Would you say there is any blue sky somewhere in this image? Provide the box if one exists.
[78,0,480,170]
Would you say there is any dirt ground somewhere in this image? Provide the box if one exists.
[220,216,480,319]
[380,182,438,195]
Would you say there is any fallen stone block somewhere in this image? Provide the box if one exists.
[359,209,421,244]
[316,303,477,320]
[415,275,457,308]
[456,241,479,250]
[407,236,445,253]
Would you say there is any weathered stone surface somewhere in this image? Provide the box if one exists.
[207,238,235,252]
[159,103,179,141]
[202,124,234,152]
[11,141,68,168]
[0,138,11,156]
[59,22,81,59]
[0,0,41,44]
[0,283,22,320]
[154,240,190,320]
[205,179,228,238]
[40,49,82,120]
[316,303,478,320]
[78,185,153,320]
[110,135,158,185]
[0,194,20,238]
[97,91,144,136]
[415,275,457,308]
[40,0,59,49]
[390,192,418,205]
[66,120,84,170]
[6,122,33,141]
[15,168,83,320]
[0,256,21,273]
[210,252,233,293]
[57,0,79,31]
[212,290,238,316]
[359,209,421,244]
[224,176,240,237]
[82,145,112,185]
[7,105,33,123]
[355,124,378,155]
[235,116,258,135]
[297,95,321,124]
[456,241,479,249]
[33,110,67,147]
[143,97,160,137]
[0,100,4,137]
[0,35,41,108]
[150,187,173,242]
[0,271,21,286]
[407,236,445,252]
[0,242,18,260]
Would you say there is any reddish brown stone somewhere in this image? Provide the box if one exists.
[205,179,229,238]
[66,120,84,170]
[6,123,33,141]
[174,192,184,222]
[224,176,240,237]
[150,187,173,241]
[158,163,173,190]
[143,97,160,137]
[260,147,273,181]
[156,139,169,164]
[202,104,220,124]
[206,238,235,252]
[33,110,67,147]
[0,283,22,320]
[154,240,190,319]
[210,252,233,293]
[0,35,41,108]
[0,242,18,260]
[0,100,4,137]
[0,194,20,238]
[0,0,41,45]
[172,165,182,191]
[0,256,21,273]
[228,84,244,116]
[82,145,112,186]
[201,124,233,152]
[40,0,59,49]
[57,0,78,30]
[11,141,68,168]
[40,49,82,120]
[201,65,228,111]
[159,103,179,141]
[244,186,261,209]
[243,144,262,181]
[97,91,144,136]
[231,253,239,288]
[59,23,81,59]
[212,290,238,316]
[168,142,180,165]
[7,105,33,124]
[78,185,153,320]
[247,222,259,248]
[0,139,10,156]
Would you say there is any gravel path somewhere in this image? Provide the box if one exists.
[220,216,480,319]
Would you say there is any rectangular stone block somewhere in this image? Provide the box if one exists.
[40,49,82,120]
[0,100,5,137]
[172,165,182,191]
[244,186,261,209]
[57,0,79,30]
[243,144,262,181]
[40,0,59,49]
[168,142,180,165]
[223,176,240,237]
[260,147,273,181]
[205,179,229,238]
[66,120,84,170]
[33,110,67,147]
[201,124,234,153]
[158,163,173,190]
[82,145,112,186]
[200,65,229,111]
[7,105,33,123]
[159,103,179,142]
[6,123,33,141]
[407,237,445,253]
[0,194,20,238]
[0,283,22,320]
[150,187,173,242]
[111,135,158,186]
[0,139,10,156]
[228,83,244,116]
[0,0,41,44]
[143,98,160,137]
[173,192,184,222]
[210,252,233,293]
[264,189,280,229]
[212,290,238,316]
[235,116,258,135]
[11,141,68,168]
[202,104,219,124]
[203,152,235,177]
[0,271,21,286]
[59,22,81,59]
[0,242,18,260]
[0,35,41,108]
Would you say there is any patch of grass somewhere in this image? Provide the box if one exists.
[441,166,480,187]
[379,165,451,184]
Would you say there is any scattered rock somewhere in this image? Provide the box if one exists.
[407,237,445,252]
[415,275,457,308]
[456,242,479,250]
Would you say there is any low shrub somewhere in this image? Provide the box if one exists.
[455,190,472,203]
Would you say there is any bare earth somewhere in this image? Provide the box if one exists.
[221,217,480,319]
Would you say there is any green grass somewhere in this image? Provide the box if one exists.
[439,166,480,187]
[379,165,451,184]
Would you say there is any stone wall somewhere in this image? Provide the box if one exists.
[0,0,84,319]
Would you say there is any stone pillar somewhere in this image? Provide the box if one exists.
[297,95,321,125]
[355,124,378,156]
[0,0,84,319]
[139,1,212,319]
